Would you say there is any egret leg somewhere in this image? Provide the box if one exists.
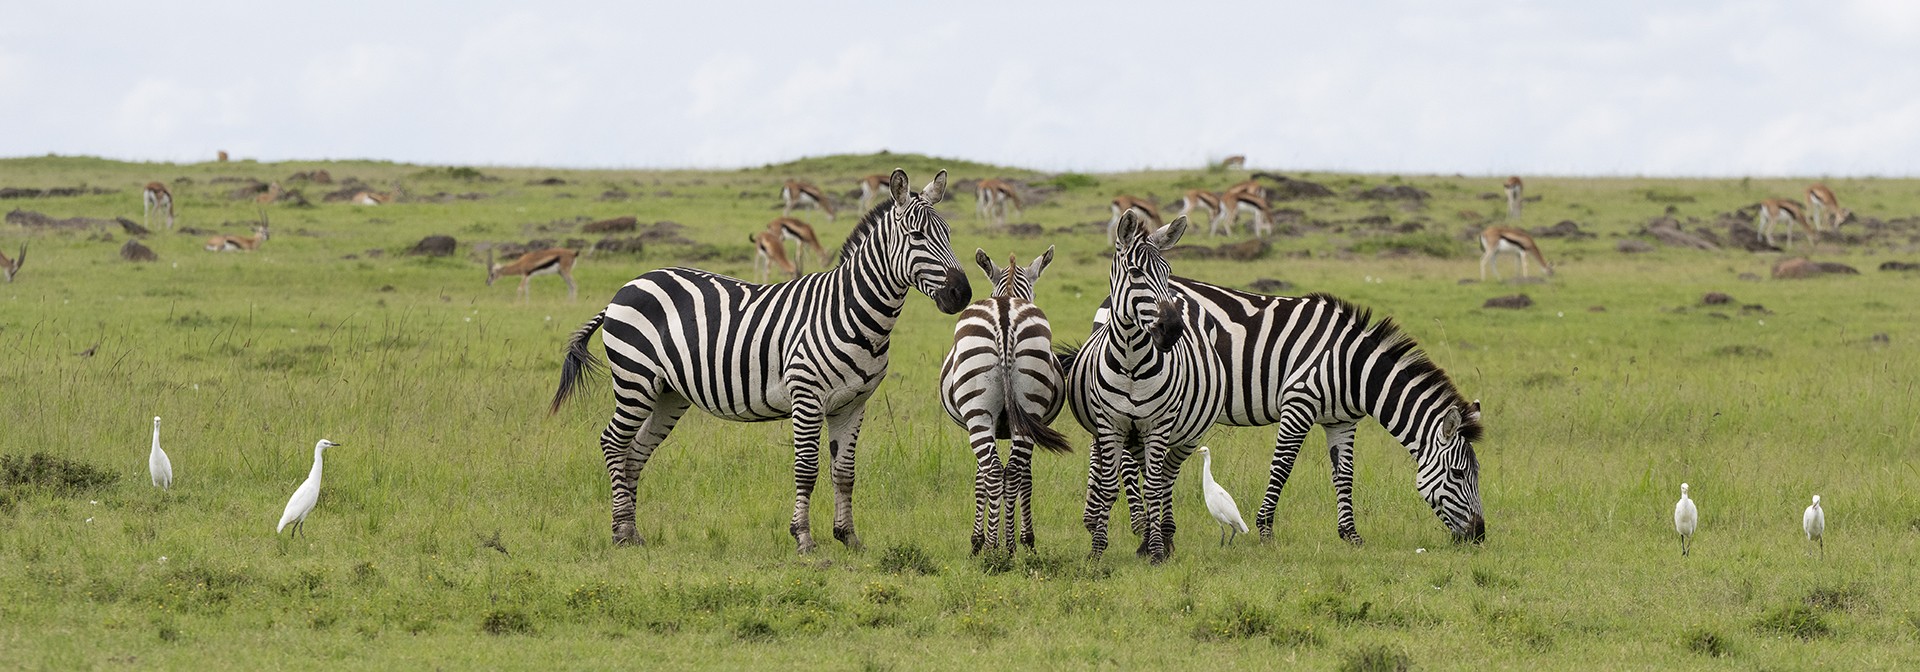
[1219,525,1227,547]
[1229,528,1238,546]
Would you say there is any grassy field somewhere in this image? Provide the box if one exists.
[2,153,1918,669]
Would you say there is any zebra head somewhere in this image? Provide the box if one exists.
[881,169,970,314]
[1417,399,1486,543]
[1108,210,1188,352]
[974,245,1054,301]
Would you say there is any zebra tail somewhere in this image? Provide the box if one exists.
[1052,341,1082,378]
[549,311,607,415]
[1001,332,1071,454]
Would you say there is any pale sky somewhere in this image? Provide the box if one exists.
[6,1,1918,175]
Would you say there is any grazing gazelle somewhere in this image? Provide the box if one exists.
[767,216,831,272]
[1478,225,1553,281]
[752,229,799,282]
[143,182,174,230]
[0,243,23,283]
[976,179,1022,225]
[782,179,836,222]
[1756,198,1815,247]
[1805,184,1852,232]
[487,247,580,301]
[1503,176,1524,220]
[205,226,269,252]
[1178,189,1223,234]
[1109,195,1163,230]
[1218,188,1274,237]
[856,173,890,212]
[1224,179,1265,200]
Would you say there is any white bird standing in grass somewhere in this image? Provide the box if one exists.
[1803,494,1824,558]
[278,440,341,537]
[1196,446,1248,546]
[1673,482,1696,556]
[149,416,172,490]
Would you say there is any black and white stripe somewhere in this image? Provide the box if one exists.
[1060,212,1227,564]
[1092,280,1487,544]
[551,169,970,553]
[939,245,1071,555]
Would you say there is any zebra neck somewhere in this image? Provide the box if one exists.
[1355,353,1441,452]
[821,243,911,337]
[1099,316,1159,368]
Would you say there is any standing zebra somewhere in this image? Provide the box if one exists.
[939,245,1071,555]
[1060,212,1227,564]
[550,169,971,553]
[1090,281,1487,545]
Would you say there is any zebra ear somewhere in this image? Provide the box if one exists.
[1149,216,1189,249]
[974,248,997,279]
[1111,209,1144,248]
[1440,406,1463,437]
[920,170,948,205]
[1027,245,1055,280]
[1468,399,1482,422]
[889,169,911,208]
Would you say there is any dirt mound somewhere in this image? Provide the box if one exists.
[582,216,638,234]
[1483,294,1533,309]
[1251,173,1335,200]
[1533,220,1595,240]
[1162,238,1270,261]
[592,237,646,254]
[1702,292,1734,305]
[1772,257,1859,279]
[1004,223,1045,237]
[6,209,116,231]
[0,185,115,199]
[407,235,457,257]
[116,217,149,237]
[1878,261,1920,271]
[1352,184,1430,202]
[1640,216,1718,250]
[1616,239,1654,253]
[288,170,332,184]
[1247,278,1293,294]
[119,239,157,262]
[636,221,695,246]
[528,177,567,186]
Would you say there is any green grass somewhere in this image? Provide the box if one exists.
[3,153,1919,668]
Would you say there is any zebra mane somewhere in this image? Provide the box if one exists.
[836,194,926,265]
[1305,292,1484,444]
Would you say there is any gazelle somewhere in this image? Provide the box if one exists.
[487,247,579,301]
[781,179,836,222]
[143,182,174,230]
[217,150,229,162]
[976,178,1022,225]
[1757,198,1815,247]
[0,243,23,283]
[1109,195,1163,230]
[1224,179,1266,200]
[256,181,283,205]
[205,226,269,252]
[857,173,890,212]
[751,229,799,283]
[1218,155,1246,169]
[767,216,831,272]
[351,189,395,205]
[1218,188,1274,236]
[1503,176,1524,220]
[1179,190,1224,235]
[1805,184,1852,231]
[1478,226,1553,281]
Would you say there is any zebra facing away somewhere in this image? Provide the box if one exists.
[1090,281,1487,545]
[550,169,971,553]
[1061,211,1228,564]
[939,245,1071,555]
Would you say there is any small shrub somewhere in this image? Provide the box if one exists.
[1339,644,1411,672]
[1041,173,1099,191]
[156,621,181,643]
[732,615,777,642]
[1682,627,1733,657]
[1753,604,1831,640]
[877,543,939,576]
[979,550,1014,575]
[1802,583,1869,612]
[861,581,903,606]
[481,609,534,636]
[0,452,117,491]
[1019,551,1111,581]
[567,581,619,611]
[1193,601,1277,641]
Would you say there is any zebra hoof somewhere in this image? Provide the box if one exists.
[1021,533,1036,550]
[971,535,985,555]
[795,534,816,555]
[612,523,642,547]
[834,527,863,551]
[1340,530,1365,546]
[1134,538,1152,557]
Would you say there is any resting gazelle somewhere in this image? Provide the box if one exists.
[1503,176,1524,220]
[143,182,174,230]
[976,179,1022,226]
[205,226,269,252]
[1805,184,1852,232]
[1109,195,1163,230]
[1478,226,1553,281]
[782,179,836,222]
[1756,198,1816,248]
[766,216,831,272]
[0,243,23,283]
[487,247,579,301]
[752,229,799,282]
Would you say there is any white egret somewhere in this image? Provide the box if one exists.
[277,440,341,537]
[1196,446,1248,546]
[1673,482,1696,556]
[149,416,172,490]
[1802,494,1824,558]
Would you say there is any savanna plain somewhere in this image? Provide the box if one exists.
[1,154,1917,670]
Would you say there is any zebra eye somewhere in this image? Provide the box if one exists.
[1126,267,1144,278]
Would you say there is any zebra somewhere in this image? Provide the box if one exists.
[939,245,1072,555]
[549,169,971,553]
[1088,280,1487,545]
[1058,211,1227,564]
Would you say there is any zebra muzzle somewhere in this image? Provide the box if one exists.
[930,266,972,314]
[1148,298,1185,352]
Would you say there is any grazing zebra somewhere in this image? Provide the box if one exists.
[1089,280,1487,545]
[550,169,971,553]
[1060,211,1227,564]
[939,245,1071,555]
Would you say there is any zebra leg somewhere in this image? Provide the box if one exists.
[1256,403,1316,541]
[598,380,679,546]
[1009,436,1036,550]
[1325,421,1364,545]
[1119,445,1148,538]
[966,419,998,554]
[1140,433,1175,565]
[789,393,827,554]
[1161,444,1198,558]
[826,402,869,550]
[1083,429,1123,558]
